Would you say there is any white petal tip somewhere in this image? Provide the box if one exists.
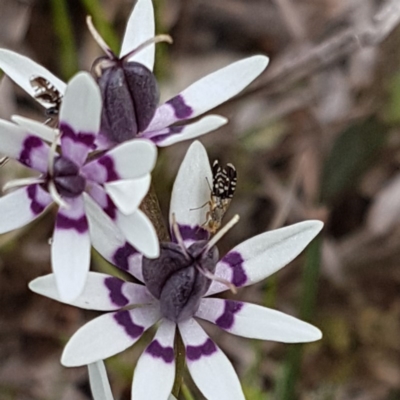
[303,326,323,342]
[142,244,160,259]
[28,276,44,294]
[307,220,324,234]
[252,54,270,70]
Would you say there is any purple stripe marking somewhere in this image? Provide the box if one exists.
[103,195,117,220]
[60,123,96,148]
[146,340,174,363]
[221,251,247,287]
[186,338,217,361]
[215,300,243,329]
[19,136,43,168]
[149,126,184,144]
[56,213,88,233]
[173,224,209,243]
[27,185,46,215]
[114,310,144,339]
[112,242,138,271]
[98,156,119,182]
[104,277,129,307]
[167,95,193,119]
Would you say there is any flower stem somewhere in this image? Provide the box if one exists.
[50,0,79,79]
[140,183,170,242]
[275,235,322,399]
[140,184,186,396]
[172,331,186,397]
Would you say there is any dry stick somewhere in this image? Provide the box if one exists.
[224,0,400,105]
[140,185,186,397]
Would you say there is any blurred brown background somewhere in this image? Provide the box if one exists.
[1,0,400,399]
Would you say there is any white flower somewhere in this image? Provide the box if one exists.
[30,141,323,400]
[88,360,177,400]
[0,72,159,302]
[0,0,269,148]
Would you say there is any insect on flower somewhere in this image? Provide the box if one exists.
[202,160,237,234]
[30,76,63,123]
[29,141,323,400]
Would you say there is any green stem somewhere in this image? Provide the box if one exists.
[172,331,186,397]
[50,0,79,79]
[80,0,120,54]
[181,381,196,400]
[275,236,322,400]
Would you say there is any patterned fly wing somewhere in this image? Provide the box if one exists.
[30,76,63,119]
[204,160,237,234]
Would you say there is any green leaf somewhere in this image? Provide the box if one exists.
[320,117,388,205]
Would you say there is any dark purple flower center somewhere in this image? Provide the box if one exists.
[94,58,159,144]
[142,241,219,322]
[52,156,86,198]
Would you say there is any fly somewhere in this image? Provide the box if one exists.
[203,160,237,234]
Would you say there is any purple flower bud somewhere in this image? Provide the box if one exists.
[96,60,159,144]
[52,156,86,197]
[142,241,219,322]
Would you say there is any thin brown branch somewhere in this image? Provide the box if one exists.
[226,0,400,104]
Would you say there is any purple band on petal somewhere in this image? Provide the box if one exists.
[98,156,119,182]
[149,126,184,144]
[146,340,174,363]
[114,310,144,339]
[215,300,243,330]
[56,213,88,234]
[173,224,209,243]
[166,95,193,119]
[19,136,44,168]
[112,242,138,271]
[103,195,117,220]
[104,277,129,307]
[221,251,247,287]
[60,123,96,148]
[27,185,46,215]
[186,338,217,361]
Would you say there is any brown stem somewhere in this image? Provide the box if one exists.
[140,183,170,242]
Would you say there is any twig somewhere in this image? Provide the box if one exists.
[225,0,400,104]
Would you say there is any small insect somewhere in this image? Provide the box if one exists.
[203,160,237,234]
[30,76,63,123]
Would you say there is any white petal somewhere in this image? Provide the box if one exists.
[88,361,114,400]
[0,48,66,106]
[61,305,160,366]
[169,140,212,243]
[120,0,155,70]
[12,115,56,142]
[115,209,159,258]
[0,185,52,234]
[207,220,324,295]
[29,272,154,311]
[144,115,228,147]
[59,72,102,166]
[147,55,269,131]
[196,298,322,343]
[52,197,91,302]
[104,175,151,215]
[132,320,176,400]
[179,319,245,400]
[82,139,157,183]
[0,119,50,172]
[84,192,144,281]
[60,72,101,134]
